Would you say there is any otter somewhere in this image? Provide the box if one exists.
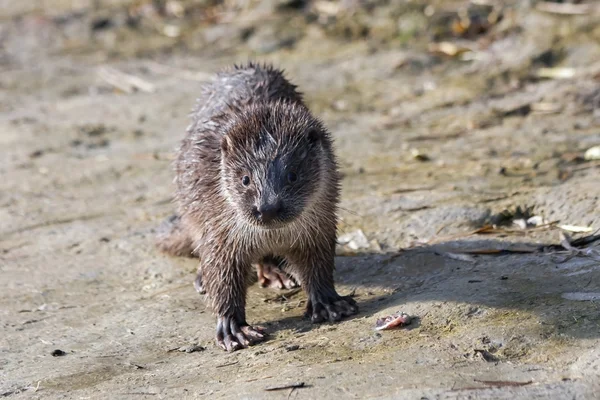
[156,63,358,352]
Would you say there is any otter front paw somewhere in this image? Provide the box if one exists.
[305,293,358,323]
[256,262,298,290]
[216,316,267,352]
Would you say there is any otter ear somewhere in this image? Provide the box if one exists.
[221,135,232,155]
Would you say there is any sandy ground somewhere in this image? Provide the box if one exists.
[1,1,600,398]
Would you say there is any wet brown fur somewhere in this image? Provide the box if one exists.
[156,62,357,351]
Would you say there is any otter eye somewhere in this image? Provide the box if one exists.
[287,171,297,183]
[241,175,251,186]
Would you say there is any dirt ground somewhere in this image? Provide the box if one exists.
[1,0,600,398]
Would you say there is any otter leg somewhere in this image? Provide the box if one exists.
[285,248,358,323]
[255,256,298,290]
[201,257,267,352]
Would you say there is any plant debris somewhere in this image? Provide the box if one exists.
[263,288,302,303]
[428,42,472,57]
[215,361,239,368]
[474,349,499,362]
[547,231,600,262]
[97,67,156,94]
[474,379,533,387]
[558,224,594,233]
[535,1,596,15]
[375,312,412,331]
[584,146,600,161]
[264,382,306,391]
[536,67,576,80]
[410,148,431,161]
[168,344,205,353]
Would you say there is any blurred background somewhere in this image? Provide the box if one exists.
[2,1,600,398]
[2,0,599,246]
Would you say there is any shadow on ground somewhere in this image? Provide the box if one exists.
[249,238,600,342]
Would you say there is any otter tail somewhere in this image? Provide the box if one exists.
[155,214,196,258]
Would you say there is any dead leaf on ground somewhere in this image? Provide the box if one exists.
[584,145,600,161]
[410,148,431,161]
[531,102,562,114]
[429,42,472,57]
[536,67,576,80]
[558,224,594,233]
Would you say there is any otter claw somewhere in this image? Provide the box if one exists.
[305,295,358,323]
[221,335,243,352]
[216,316,267,352]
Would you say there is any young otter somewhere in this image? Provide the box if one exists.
[157,63,358,352]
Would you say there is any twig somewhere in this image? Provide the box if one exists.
[98,67,156,94]
[216,361,239,368]
[535,1,597,15]
[473,379,533,387]
[245,375,273,382]
[264,382,305,391]
[263,288,302,303]
[557,231,600,260]
[450,246,539,255]
[287,387,297,399]
[564,160,600,173]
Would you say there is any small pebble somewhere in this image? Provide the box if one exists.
[179,344,205,353]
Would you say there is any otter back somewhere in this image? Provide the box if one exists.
[191,63,304,128]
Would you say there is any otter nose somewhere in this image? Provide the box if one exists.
[254,201,282,223]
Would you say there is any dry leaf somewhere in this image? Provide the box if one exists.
[429,42,472,57]
[584,146,600,161]
[558,224,594,233]
[536,67,576,80]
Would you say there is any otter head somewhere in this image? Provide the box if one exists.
[220,102,329,229]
